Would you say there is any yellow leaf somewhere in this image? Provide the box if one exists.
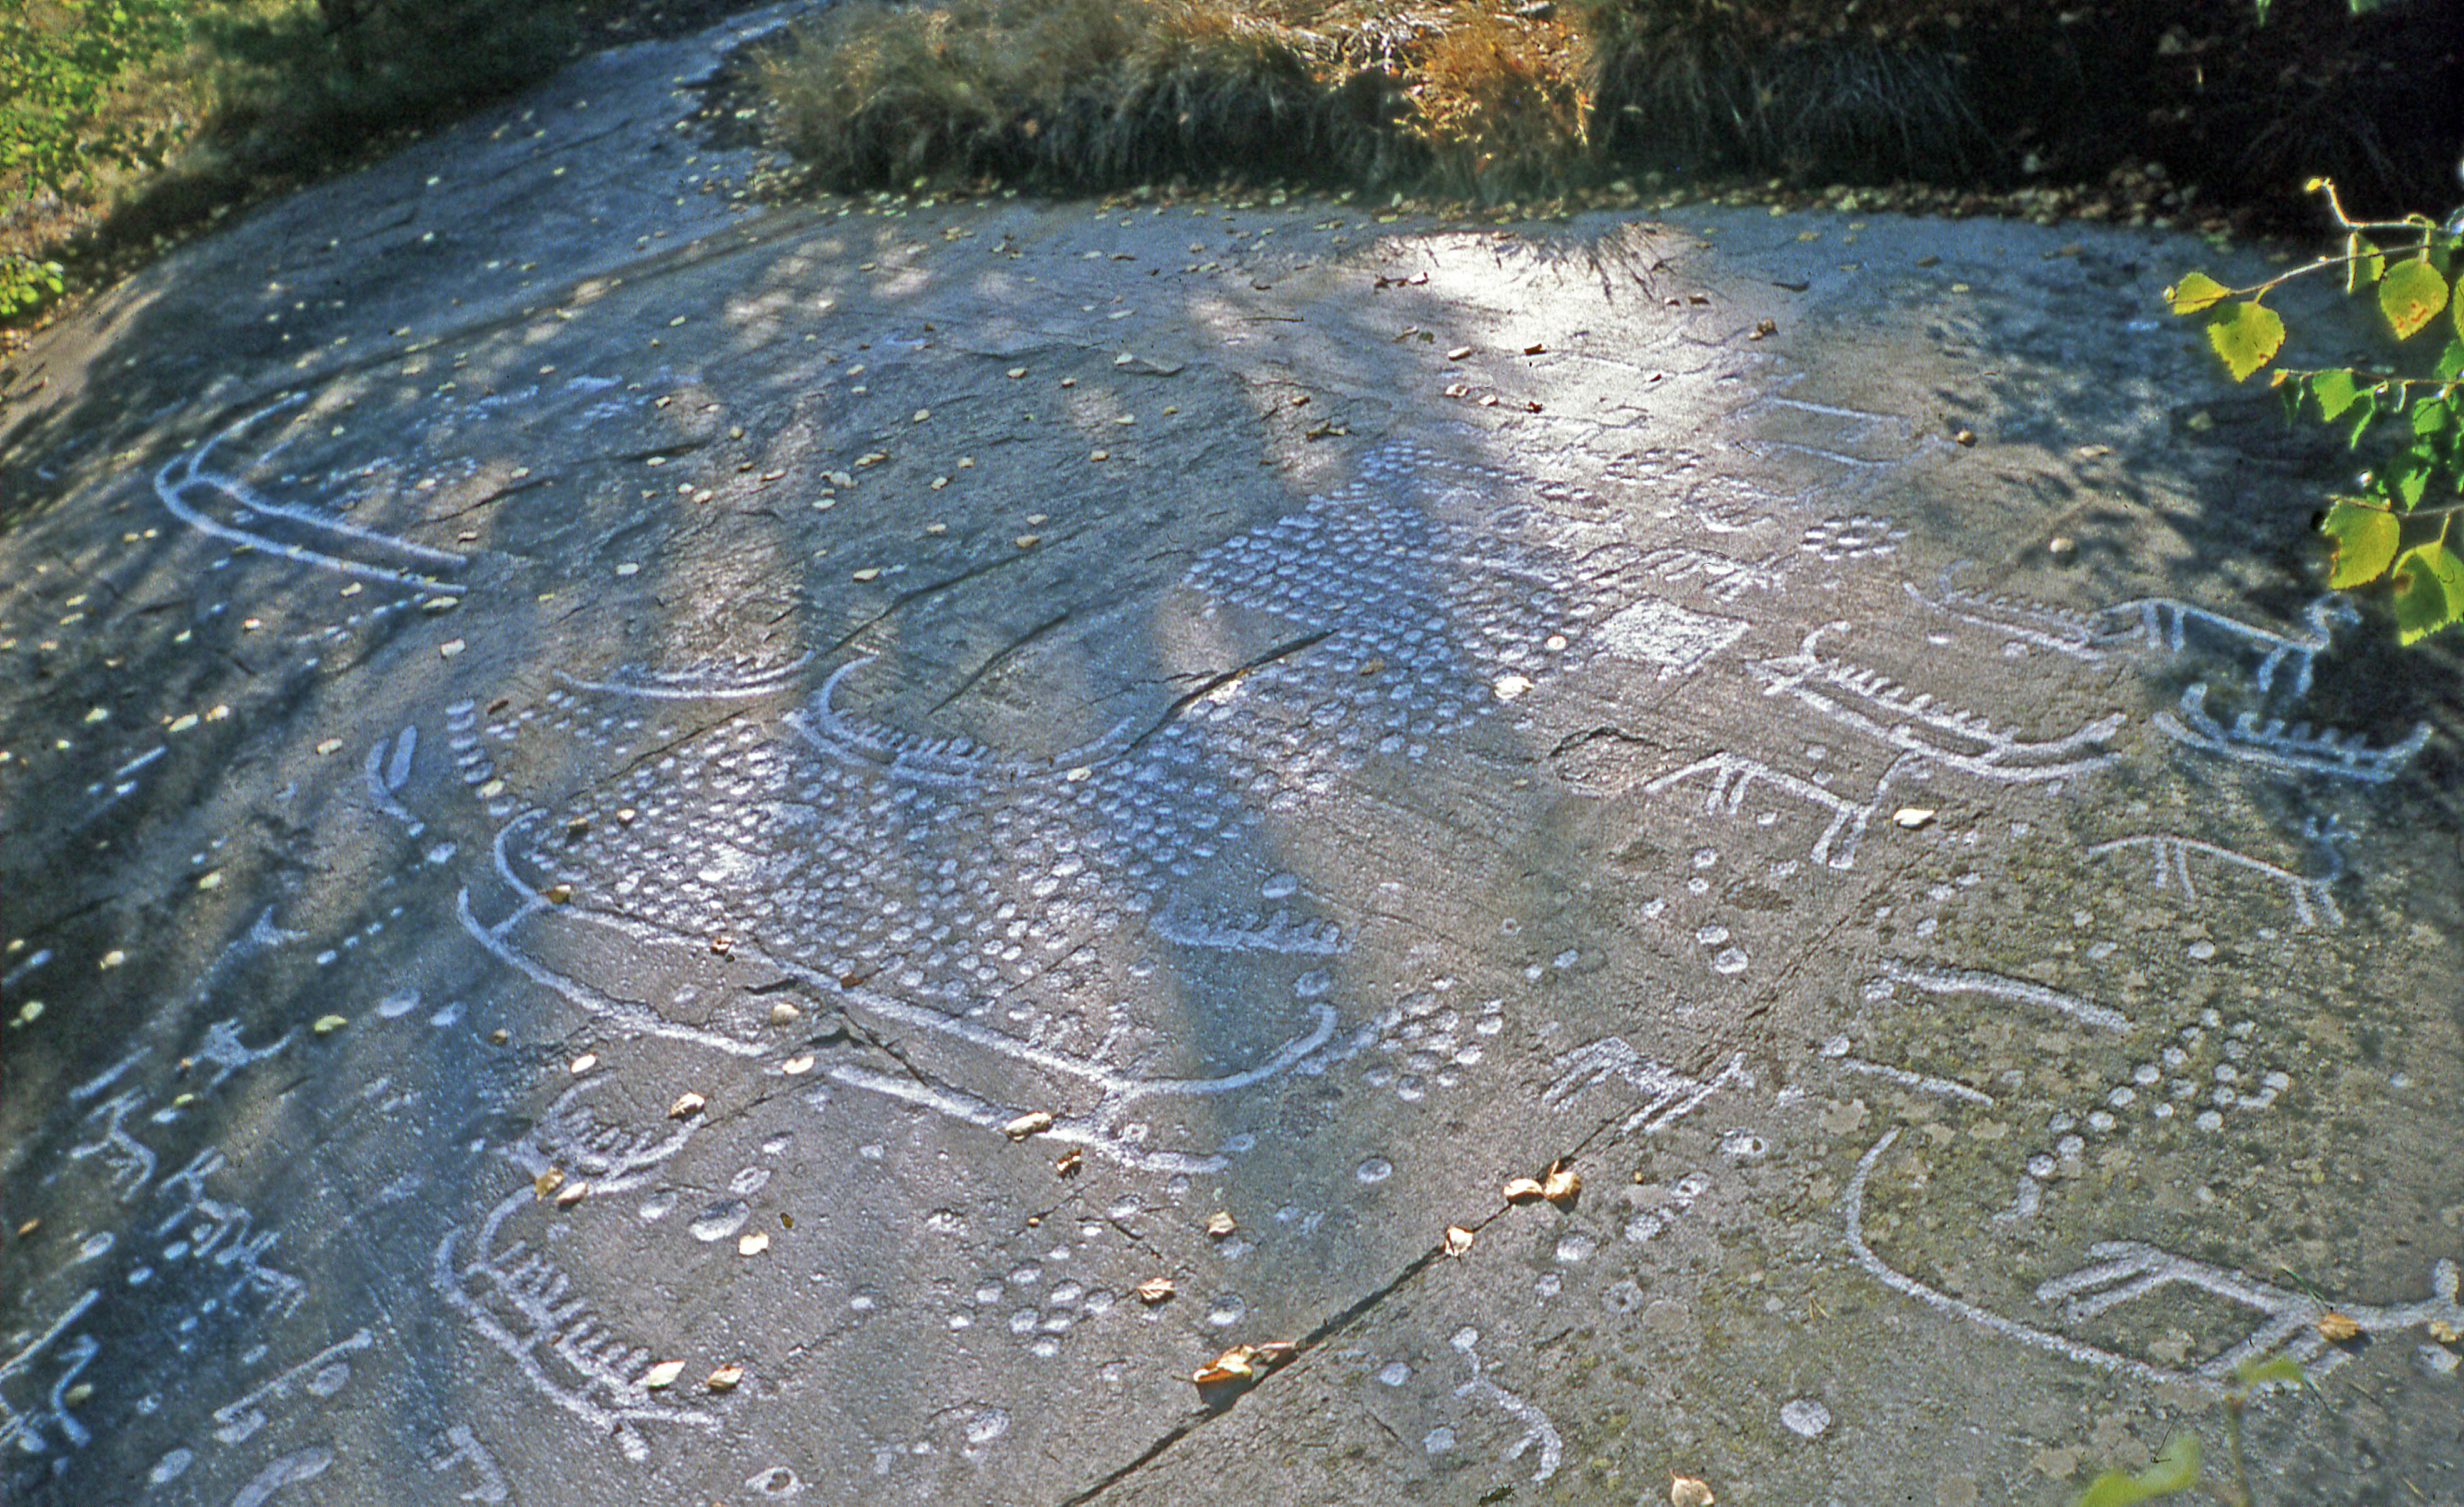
[2165,271,2230,314]
[2320,501,2399,588]
[2206,301,2286,383]
[2380,258,2450,340]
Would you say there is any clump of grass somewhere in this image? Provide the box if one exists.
[1574,0,1987,185]
[758,0,1422,193]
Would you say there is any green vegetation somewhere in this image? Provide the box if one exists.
[2168,179,2464,643]
[2,0,583,325]
[2071,1358,2308,1507]
[2,0,191,314]
[750,0,2457,229]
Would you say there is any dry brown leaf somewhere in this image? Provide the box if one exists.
[1444,1224,1476,1256]
[706,1364,745,1391]
[1055,1148,1084,1177]
[1205,1211,1237,1238]
[2428,1319,2458,1343]
[1502,1177,1546,1203]
[667,1091,707,1120]
[1542,1160,1581,1206]
[1137,1277,1176,1304]
[532,1168,565,1199]
[543,883,574,904]
[1671,1476,1716,1507]
[2317,1310,2362,1343]
[1192,1345,1257,1384]
[1003,1111,1054,1140]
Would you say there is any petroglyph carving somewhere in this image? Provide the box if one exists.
[2101,594,2358,701]
[1818,1035,1994,1106]
[226,1445,334,1507]
[1871,959,2129,1032]
[1755,624,2124,783]
[2086,820,2348,929]
[2036,1244,2464,1383]
[152,394,468,593]
[191,1017,299,1089]
[65,1091,158,1198]
[432,1081,717,1461]
[1643,752,1874,870]
[366,728,425,836]
[1592,598,1750,680]
[426,1424,514,1503]
[1449,1327,1562,1484]
[1632,543,1793,602]
[0,1291,100,1454]
[209,1331,373,1446]
[1150,898,1347,956]
[1541,1040,1752,1134]
[2153,682,2431,784]
[1907,566,2109,661]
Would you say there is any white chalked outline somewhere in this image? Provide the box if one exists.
[2098,594,2359,702]
[1540,1039,1754,1134]
[2085,820,2347,930]
[1847,1129,2464,1391]
[2153,682,2431,785]
[0,1289,100,1454]
[1873,959,2130,1033]
[431,1079,720,1463]
[1643,751,1876,870]
[1449,1327,1562,1484]
[152,394,470,594]
[1754,623,2125,783]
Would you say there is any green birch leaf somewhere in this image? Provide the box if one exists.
[2138,1436,2203,1494]
[2441,336,2464,381]
[2311,367,2361,420]
[2073,1436,2202,1507]
[2208,301,2286,381]
[2346,233,2383,292]
[2166,271,2230,315]
[2235,1355,2308,1391]
[2322,500,2400,586]
[2389,543,2464,643]
[2381,258,2451,340]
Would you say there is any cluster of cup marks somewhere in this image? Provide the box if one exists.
[456,443,1721,1368]
[491,444,1639,1028]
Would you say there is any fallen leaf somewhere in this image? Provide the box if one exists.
[1445,346,1473,360]
[1444,1224,1476,1256]
[1137,1277,1176,1304]
[533,1168,565,1198]
[707,1364,744,1391]
[555,1179,588,1207]
[2317,1310,2362,1343]
[543,883,573,904]
[2430,1320,2458,1343]
[1193,1345,1257,1384]
[1522,342,1546,356]
[1750,318,1777,339]
[1503,1177,1546,1203]
[1892,807,1936,829]
[641,1359,686,1389]
[1671,1475,1715,1507]
[668,1091,707,1119]
[1055,1148,1084,1177]
[1205,1211,1237,1238]
[312,1014,348,1035]
[738,1232,770,1256]
[1003,1111,1054,1140]
[1542,1159,1581,1206]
